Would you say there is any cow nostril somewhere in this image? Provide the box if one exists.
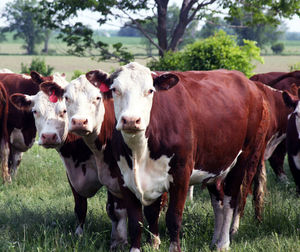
[41,134,46,140]
[136,118,141,125]
[52,134,57,140]
[122,118,127,125]
[71,118,76,125]
[83,119,88,125]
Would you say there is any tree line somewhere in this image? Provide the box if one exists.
[1,0,300,62]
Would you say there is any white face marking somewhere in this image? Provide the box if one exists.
[111,62,154,131]
[25,92,68,147]
[264,132,286,160]
[64,75,105,135]
[61,155,101,198]
[21,74,31,79]
[118,150,173,206]
[210,194,224,247]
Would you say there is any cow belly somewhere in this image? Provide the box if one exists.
[10,128,34,152]
[190,150,242,185]
[118,153,173,206]
[61,156,101,198]
[264,132,286,160]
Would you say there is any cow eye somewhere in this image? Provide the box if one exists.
[111,87,121,96]
[96,96,101,101]
[32,110,37,114]
[148,89,154,94]
[64,96,69,102]
[63,110,67,114]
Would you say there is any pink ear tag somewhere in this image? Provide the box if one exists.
[49,90,58,103]
[99,82,110,93]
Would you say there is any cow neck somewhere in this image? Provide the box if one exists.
[84,99,115,154]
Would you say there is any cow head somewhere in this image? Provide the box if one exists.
[10,91,68,148]
[41,75,106,137]
[87,62,179,134]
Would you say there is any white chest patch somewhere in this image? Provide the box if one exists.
[264,132,286,160]
[61,155,101,198]
[118,151,173,206]
[10,128,34,152]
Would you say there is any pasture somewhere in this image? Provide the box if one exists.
[0,143,299,251]
[0,37,300,251]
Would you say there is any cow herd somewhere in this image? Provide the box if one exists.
[0,64,300,251]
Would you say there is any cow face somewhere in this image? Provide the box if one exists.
[283,89,300,135]
[105,62,179,133]
[10,91,68,148]
[42,75,105,136]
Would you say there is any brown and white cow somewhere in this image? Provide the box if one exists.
[11,87,129,249]
[0,81,9,183]
[85,62,272,251]
[282,89,300,195]
[250,71,300,181]
[40,75,165,250]
[0,71,67,183]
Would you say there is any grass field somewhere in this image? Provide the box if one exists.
[0,143,299,252]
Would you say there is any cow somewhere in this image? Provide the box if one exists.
[39,75,165,250]
[282,89,300,195]
[250,70,300,181]
[83,62,273,251]
[0,71,66,183]
[0,81,9,183]
[10,87,129,249]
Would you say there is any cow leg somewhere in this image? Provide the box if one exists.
[207,183,224,249]
[166,172,190,252]
[67,176,87,236]
[8,147,23,176]
[144,195,162,249]
[122,187,143,252]
[106,191,128,250]
[288,153,300,196]
[268,141,288,182]
[187,185,194,201]
[1,138,11,183]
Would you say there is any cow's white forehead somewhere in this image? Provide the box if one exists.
[113,62,153,90]
[66,75,100,99]
[32,91,65,115]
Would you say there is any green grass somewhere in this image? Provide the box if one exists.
[1,143,299,251]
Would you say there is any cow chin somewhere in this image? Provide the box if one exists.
[40,142,60,149]
[70,128,92,136]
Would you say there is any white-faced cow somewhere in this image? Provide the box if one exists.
[282,89,300,195]
[10,87,130,249]
[250,71,300,181]
[0,71,66,183]
[40,75,166,250]
[84,62,273,251]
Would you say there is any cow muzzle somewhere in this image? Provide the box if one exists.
[120,116,143,133]
[40,133,60,148]
[70,117,91,135]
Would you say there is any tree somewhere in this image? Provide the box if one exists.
[37,0,300,59]
[1,0,50,55]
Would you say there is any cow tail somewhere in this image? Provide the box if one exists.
[253,159,267,222]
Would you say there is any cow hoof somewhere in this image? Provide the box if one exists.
[75,226,83,236]
[216,241,230,251]
[278,174,288,183]
[110,239,128,251]
[169,242,180,252]
[3,174,12,184]
[152,235,161,249]
[230,228,238,241]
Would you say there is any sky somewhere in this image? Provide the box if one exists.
[0,0,299,32]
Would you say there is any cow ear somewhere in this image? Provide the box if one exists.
[40,81,65,100]
[86,70,111,93]
[153,73,179,91]
[30,71,44,85]
[282,91,298,109]
[10,93,33,111]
